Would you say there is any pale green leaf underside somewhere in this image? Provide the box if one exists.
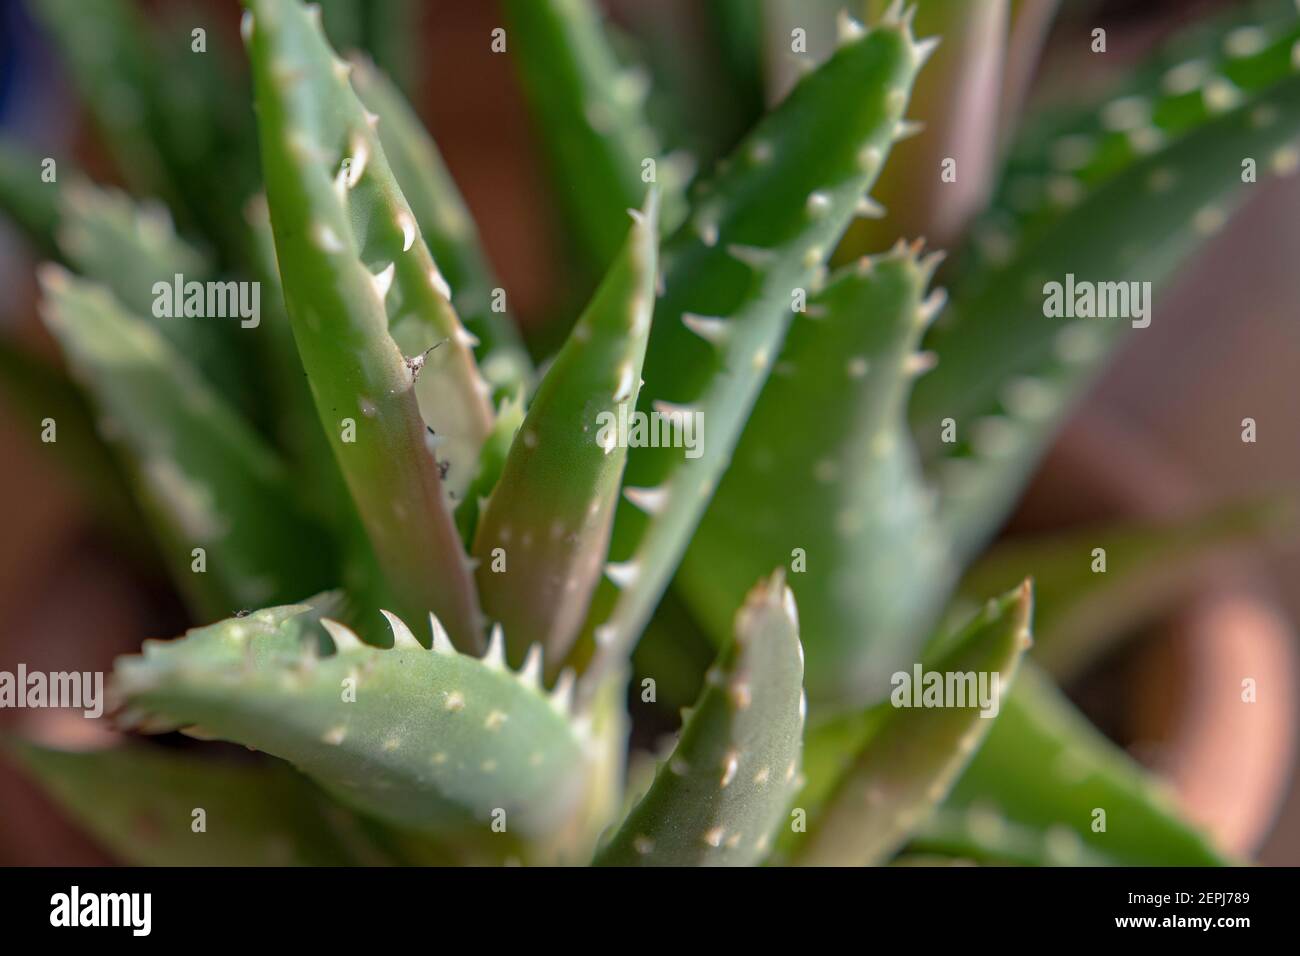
[113,603,594,857]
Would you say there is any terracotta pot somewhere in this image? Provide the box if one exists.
[1010,410,1297,859]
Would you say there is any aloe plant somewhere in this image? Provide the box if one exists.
[1,0,1294,867]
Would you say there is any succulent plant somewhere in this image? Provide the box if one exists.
[1,0,1295,866]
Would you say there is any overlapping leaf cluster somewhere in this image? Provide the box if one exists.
[1,0,1294,866]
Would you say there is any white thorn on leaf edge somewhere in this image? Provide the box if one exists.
[550,669,576,713]
[682,312,730,345]
[371,262,396,300]
[519,644,543,688]
[321,618,363,653]
[482,624,506,669]
[605,560,640,588]
[624,485,670,515]
[381,609,422,649]
[429,613,456,655]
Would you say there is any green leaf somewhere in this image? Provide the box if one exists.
[148,0,263,261]
[631,587,719,715]
[349,54,533,399]
[0,137,61,256]
[56,182,210,317]
[910,49,1300,562]
[244,0,490,644]
[703,0,767,149]
[32,0,259,261]
[243,194,388,622]
[9,741,359,866]
[677,243,952,712]
[38,267,335,619]
[318,0,418,95]
[248,0,497,499]
[30,0,176,201]
[955,498,1290,681]
[114,602,598,861]
[575,8,930,697]
[455,392,525,548]
[54,180,250,407]
[593,572,805,866]
[791,582,1032,866]
[502,0,688,280]
[915,666,1230,866]
[241,194,335,486]
[473,192,659,671]
[987,1,1300,252]
[774,707,885,862]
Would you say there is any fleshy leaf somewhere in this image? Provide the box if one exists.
[30,0,176,201]
[791,582,1032,866]
[455,393,525,548]
[242,195,336,486]
[678,243,952,712]
[37,268,334,619]
[473,193,659,671]
[576,8,929,696]
[244,194,389,621]
[955,499,1289,681]
[502,0,687,279]
[33,0,258,260]
[9,741,359,866]
[0,137,62,256]
[593,572,805,866]
[243,0,488,644]
[349,54,533,399]
[56,181,210,317]
[915,665,1230,866]
[984,4,1300,256]
[114,603,597,861]
[148,0,264,260]
[245,0,495,502]
[703,0,767,148]
[318,0,418,95]
[907,806,1108,866]
[910,52,1300,562]
[55,180,249,406]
